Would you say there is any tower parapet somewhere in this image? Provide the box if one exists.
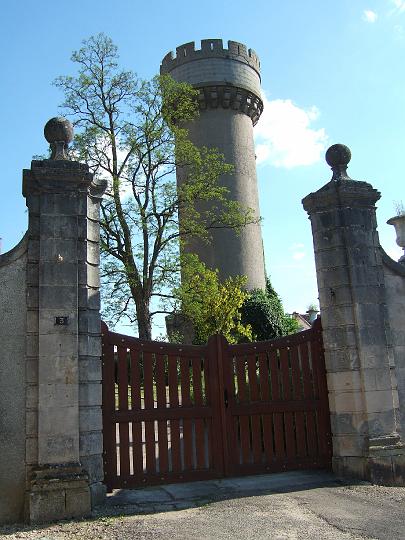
[161,39,261,76]
[160,39,263,125]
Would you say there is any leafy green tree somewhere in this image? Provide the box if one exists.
[175,254,252,345]
[55,34,255,339]
[241,278,299,341]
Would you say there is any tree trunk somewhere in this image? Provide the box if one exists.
[136,301,152,340]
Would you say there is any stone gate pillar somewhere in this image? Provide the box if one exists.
[302,144,405,484]
[23,118,106,522]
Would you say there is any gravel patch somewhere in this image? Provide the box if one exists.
[1,480,404,539]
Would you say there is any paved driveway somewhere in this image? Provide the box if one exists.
[1,471,405,539]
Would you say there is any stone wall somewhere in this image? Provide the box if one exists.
[382,251,405,435]
[0,236,28,523]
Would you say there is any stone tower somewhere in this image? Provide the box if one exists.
[160,39,266,290]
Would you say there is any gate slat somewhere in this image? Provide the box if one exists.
[259,353,274,462]
[290,345,302,400]
[305,411,318,456]
[301,342,314,399]
[168,355,181,473]
[102,337,116,492]
[310,339,320,399]
[280,348,295,458]
[301,343,318,456]
[269,351,280,400]
[203,352,210,406]
[247,354,260,402]
[262,414,274,462]
[236,356,251,464]
[192,357,206,469]
[273,412,285,458]
[258,353,274,461]
[270,350,284,458]
[118,423,130,480]
[291,346,306,457]
[269,350,285,458]
[203,353,215,470]
[259,353,270,401]
[235,356,247,403]
[279,348,291,400]
[118,346,129,410]
[247,354,262,464]
[284,412,296,459]
[312,335,331,459]
[194,418,205,469]
[143,352,156,473]
[223,355,238,472]
[180,357,193,470]
[117,346,130,479]
[130,348,143,474]
[295,411,307,458]
[155,354,169,475]
[192,358,203,404]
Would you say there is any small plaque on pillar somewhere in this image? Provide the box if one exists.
[55,316,69,326]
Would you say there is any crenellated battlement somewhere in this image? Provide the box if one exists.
[160,39,261,76]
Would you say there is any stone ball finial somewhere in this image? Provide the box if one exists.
[325,144,352,180]
[44,117,73,144]
[44,117,73,160]
[325,144,351,168]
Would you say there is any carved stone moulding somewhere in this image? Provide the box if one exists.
[197,85,263,125]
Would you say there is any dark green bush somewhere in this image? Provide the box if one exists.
[240,278,299,341]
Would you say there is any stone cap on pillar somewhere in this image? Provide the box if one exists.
[302,144,381,214]
[325,144,352,181]
[44,116,73,160]
[22,117,94,197]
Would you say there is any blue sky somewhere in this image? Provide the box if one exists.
[1,0,404,334]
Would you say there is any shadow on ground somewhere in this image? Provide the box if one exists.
[99,469,350,516]
[0,470,356,535]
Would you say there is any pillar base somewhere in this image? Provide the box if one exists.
[333,435,405,486]
[25,464,91,523]
[368,434,405,485]
[90,481,106,508]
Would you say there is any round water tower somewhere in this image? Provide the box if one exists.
[161,39,266,290]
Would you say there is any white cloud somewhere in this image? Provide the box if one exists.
[363,9,378,22]
[392,0,405,12]
[254,93,328,169]
[288,243,307,262]
[389,0,405,15]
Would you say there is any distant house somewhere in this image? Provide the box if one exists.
[290,308,319,332]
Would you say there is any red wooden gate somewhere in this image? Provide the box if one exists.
[102,320,331,491]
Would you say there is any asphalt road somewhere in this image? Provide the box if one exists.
[1,471,404,539]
